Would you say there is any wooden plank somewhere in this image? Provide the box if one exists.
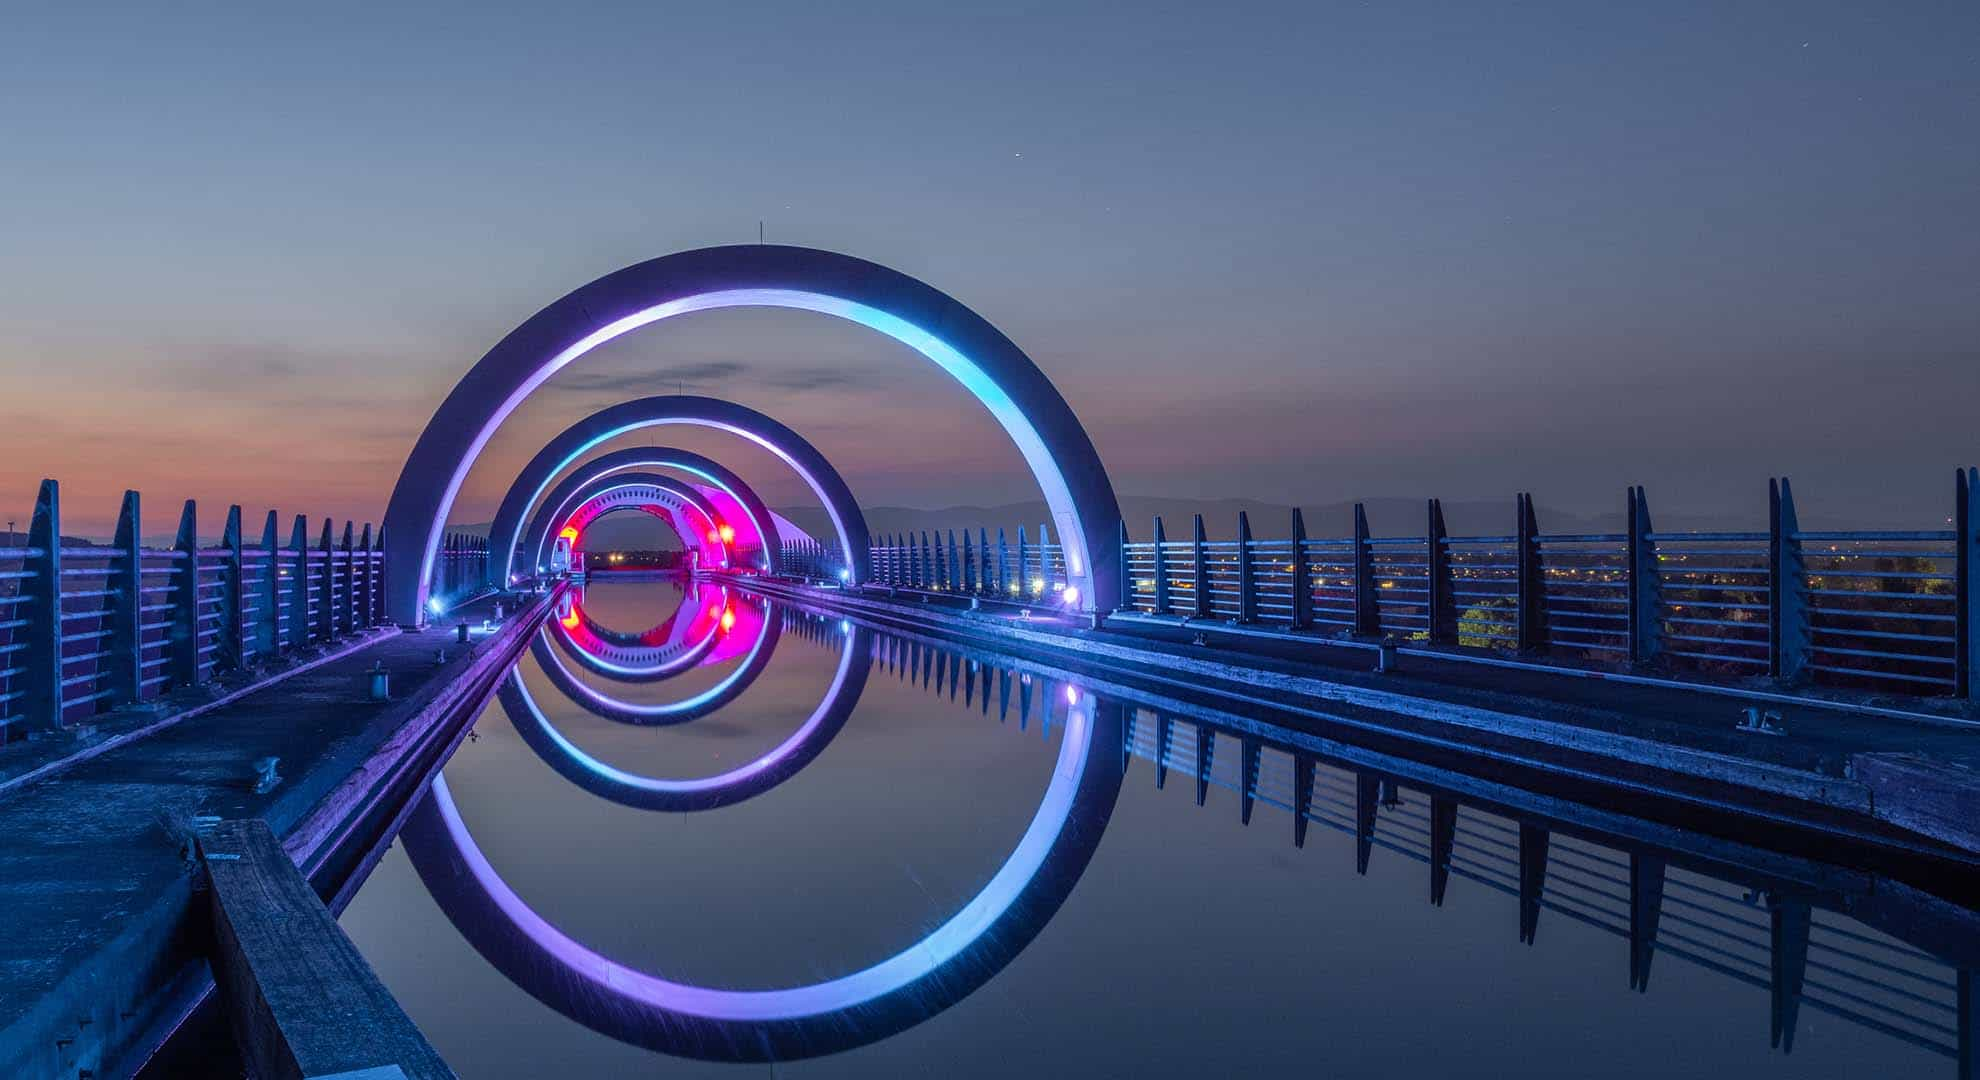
[200,819,454,1080]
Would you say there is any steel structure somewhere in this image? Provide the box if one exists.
[382,245,1122,625]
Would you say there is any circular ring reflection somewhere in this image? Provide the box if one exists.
[402,622,1124,1060]
[533,599,779,727]
[550,585,728,683]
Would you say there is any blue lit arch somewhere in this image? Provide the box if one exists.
[382,245,1122,624]
[515,447,781,585]
[485,396,859,593]
[541,473,726,570]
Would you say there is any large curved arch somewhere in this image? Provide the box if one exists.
[486,397,857,594]
[512,447,781,585]
[534,473,725,573]
[402,674,1124,1059]
[382,245,1121,624]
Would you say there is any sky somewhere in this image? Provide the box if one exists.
[1,1,1976,538]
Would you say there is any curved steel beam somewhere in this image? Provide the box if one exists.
[534,473,723,573]
[382,245,1120,624]
[487,402,849,592]
[512,448,780,585]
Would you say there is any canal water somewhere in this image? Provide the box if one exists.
[341,577,1973,1078]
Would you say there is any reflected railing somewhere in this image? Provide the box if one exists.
[413,582,1975,1070]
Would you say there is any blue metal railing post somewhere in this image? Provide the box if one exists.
[287,516,309,648]
[221,505,245,670]
[961,529,975,593]
[109,490,144,706]
[1289,509,1312,630]
[357,524,375,629]
[1956,468,1978,700]
[257,512,279,657]
[1115,520,1130,612]
[170,500,203,689]
[1627,486,1662,667]
[997,527,1009,595]
[340,521,356,638]
[980,527,992,596]
[1151,516,1170,615]
[1516,493,1545,654]
[23,479,63,729]
[315,520,336,642]
[1352,503,1378,637]
[1427,498,1452,646]
[1769,478,1808,684]
[1191,514,1211,619]
[1015,527,1029,595]
[1236,511,1256,623]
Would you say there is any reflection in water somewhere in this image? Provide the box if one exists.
[402,581,1124,1059]
[356,578,1976,1076]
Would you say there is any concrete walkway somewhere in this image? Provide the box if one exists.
[0,592,549,1080]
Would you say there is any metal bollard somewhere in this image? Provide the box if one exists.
[1376,642,1398,674]
[367,662,390,701]
[456,621,470,644]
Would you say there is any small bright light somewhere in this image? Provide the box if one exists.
[720,608,737,632]
[707,530,722,545]
[427,598,446,615]
[717,524,735,544]
[839,619,851,633]
[1064,685,1080,705]
[1060,586,1080,607]
[561,610,581,630]
[838,568,851,581]
[558,526,579,541]
[1030,577,1045,593]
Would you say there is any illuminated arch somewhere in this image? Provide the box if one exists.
[549,473,724,567]
[401,669,1124,1059]
[486,397,857,593]
[515,447,778,582]
[382,245,1122,624]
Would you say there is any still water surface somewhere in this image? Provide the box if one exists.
[341,578,1973,1078]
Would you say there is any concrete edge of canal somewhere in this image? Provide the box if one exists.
[0,587,560,1080]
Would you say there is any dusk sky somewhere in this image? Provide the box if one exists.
[3,2,1975,536]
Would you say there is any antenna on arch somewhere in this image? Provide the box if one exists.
[758,220,764,244]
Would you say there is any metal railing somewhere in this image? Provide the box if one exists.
[1104,473,1980,702]
[795,523,1074,602]
[0,479,484,744]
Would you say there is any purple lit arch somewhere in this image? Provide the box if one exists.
[483,396,861,597]
[382,245,1122,624]
[515,447,780,583]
